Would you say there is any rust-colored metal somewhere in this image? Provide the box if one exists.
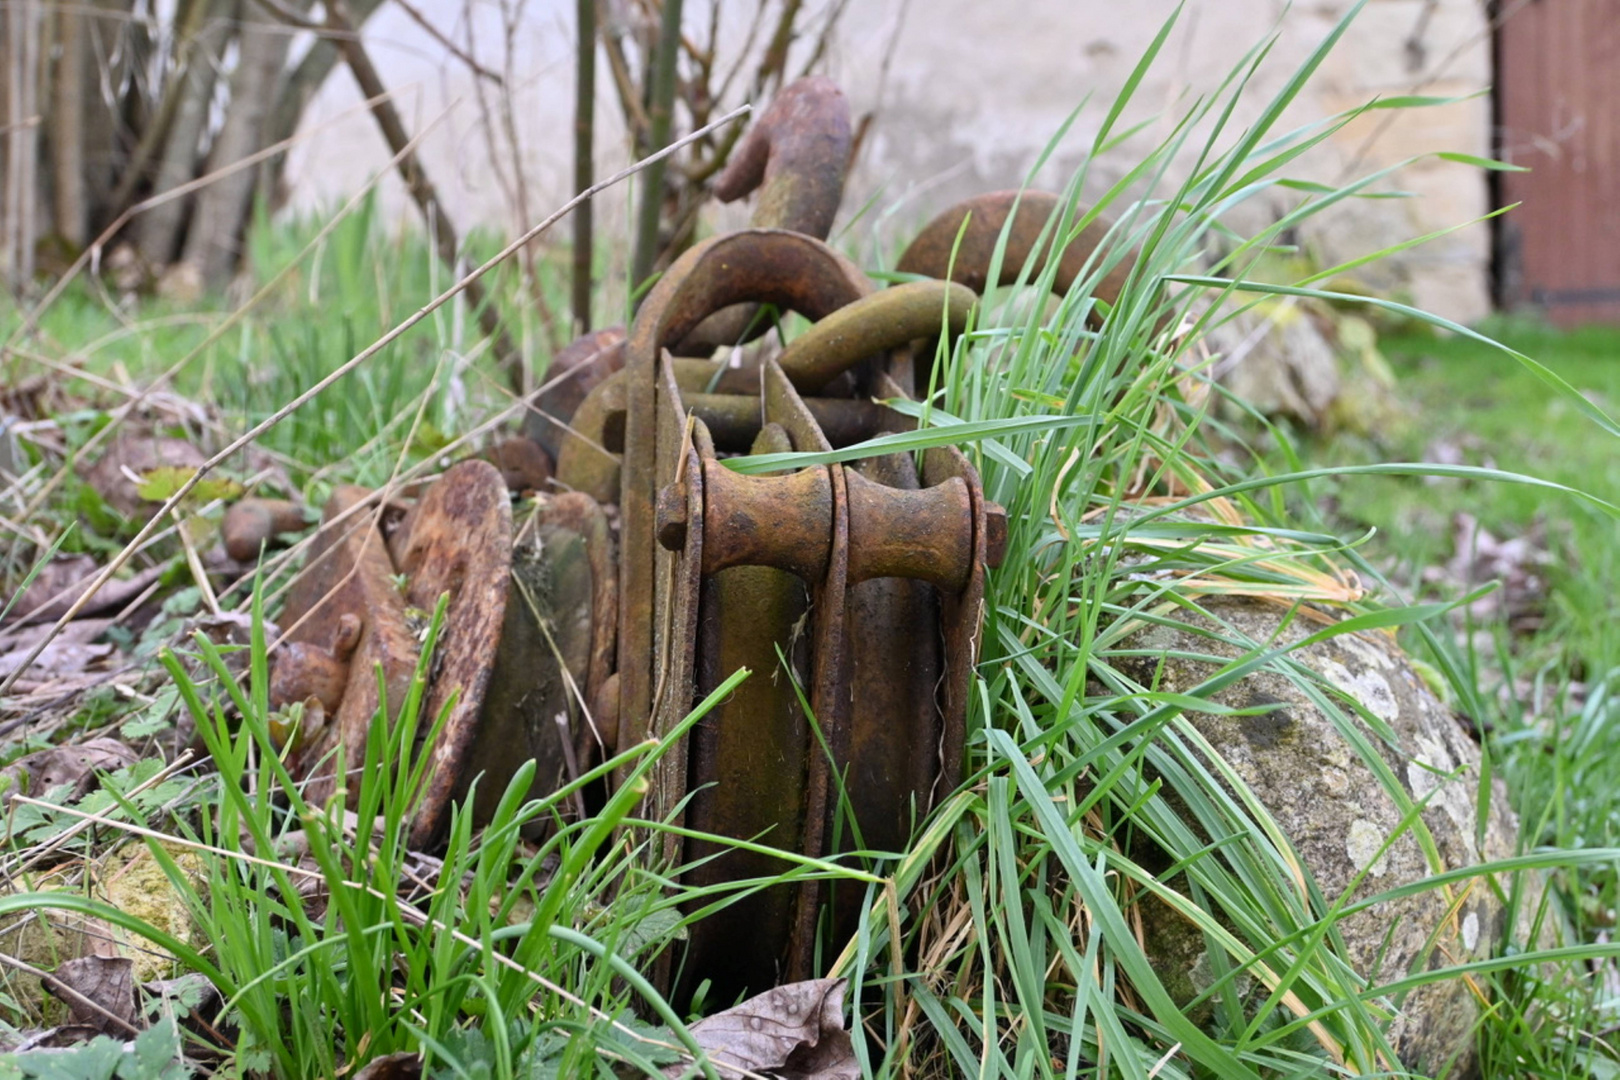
[620,227,1011,997]
[524,327,627,460]
[268,613,359,721]
[683,393,888,451]
[617,229,871,770]
[478,490,616,809]
[715,76,851,239]
[896,190,1129,307]
[271,487,419,802]
[553,370,627,503]
[268,78,1034,1009]
[682,420,811,998]
[481,436,554,494]
[691,463,833,581]
[843,469,975,591]
[645,356,707,844]
[223,498,308,562]
[776,280,977,393]
[390,459,516,848]
[678,78,854,357]
[269,464,612,847]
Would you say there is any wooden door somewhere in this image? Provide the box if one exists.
[1496,0,1620,325]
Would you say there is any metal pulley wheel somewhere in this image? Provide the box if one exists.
[268,460,613,849]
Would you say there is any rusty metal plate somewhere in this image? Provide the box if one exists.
[390,459,515,848]
[271,486,419,806]
[553,369,627,504]
[919,443,988,792]
[454,490,616,832]
[682,421,812,1000]
[645,354,707,834]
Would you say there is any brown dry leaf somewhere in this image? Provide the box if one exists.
[4,562,167,626]
[0,738,140,802]
[666,977,859,1080]
[0,640,114,681]
[5,556,97,622]
[45,955,136,1034]
[0,904,127,1028]
[353,1052,423,1079]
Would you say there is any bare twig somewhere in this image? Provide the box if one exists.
[6,90,455,538]
[3,83,436,358]
[629,0,685,291]
[754,0,802,98]
[598,14,651,142]
[573,0,597,333]
[392,0,504,84]
[0,751,197,881]
[0,105,750,699]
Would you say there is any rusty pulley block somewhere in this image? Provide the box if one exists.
[263,76,1125,1002]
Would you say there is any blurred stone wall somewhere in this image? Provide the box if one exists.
[288,0,1492,322]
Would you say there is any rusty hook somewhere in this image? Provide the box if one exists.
[715,76,852,239]
[676,78,854,356]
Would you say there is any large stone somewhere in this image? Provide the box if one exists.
[1117,597,1523,1076]
[1205,301,1342,428]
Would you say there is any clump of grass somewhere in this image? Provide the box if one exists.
[803,5,1620,1077]
[0,585,788,1075]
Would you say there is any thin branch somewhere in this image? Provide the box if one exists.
[573,0,597,333]
[598,3,651,143]
[317,0,527,386]
[629,0,685,291]
[392,0,504,84]
[4,87,454,526]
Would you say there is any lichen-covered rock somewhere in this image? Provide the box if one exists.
[1206,302,1341,427]
[1117,597,1522,1076]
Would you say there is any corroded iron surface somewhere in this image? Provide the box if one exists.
[223,498,308,562]
[390,459,515,847]
[679,77,854,356]
[270,487,418,803]
[896,189,1129,306]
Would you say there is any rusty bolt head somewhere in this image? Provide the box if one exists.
[984,502,1008,569]
[482,436,554,494]
[655,482,689,551]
